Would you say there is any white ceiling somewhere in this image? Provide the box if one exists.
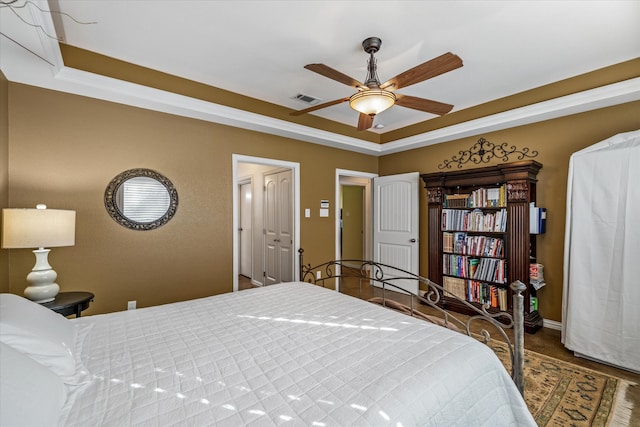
[1,1,639,153]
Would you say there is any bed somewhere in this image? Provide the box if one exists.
[1,256,534,426]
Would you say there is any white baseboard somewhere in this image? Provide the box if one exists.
[542,319,562,330]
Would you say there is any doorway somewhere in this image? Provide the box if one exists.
[232,155,300,292]
[335,169,377,263]
[238,178,252,279]
[335,169,420,292]
[341,185,364,261]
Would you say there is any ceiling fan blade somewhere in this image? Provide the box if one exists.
[304,64,367,89]
[357,113,374,131]
[381,52,463,91]
[289,97,350,116]
[395,94,454,116]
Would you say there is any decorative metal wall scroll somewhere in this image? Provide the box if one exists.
[438,137,538,169]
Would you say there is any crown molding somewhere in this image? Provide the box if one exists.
[53,66,384,155]
[381,77,640,155]
[53,66,640,156]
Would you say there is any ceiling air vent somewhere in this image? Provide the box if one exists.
[292,93,321,105]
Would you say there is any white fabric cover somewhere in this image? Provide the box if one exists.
[61,282,534,426]
[0,342,67,426]
[0,293,77,378]
[562,129,640,372]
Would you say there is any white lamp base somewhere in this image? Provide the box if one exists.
[24,248,60,303]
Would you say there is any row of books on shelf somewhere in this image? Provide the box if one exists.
[471,185,506,208]
[441,208,507,233]
[443,254,507,284]
[443,185,507,209]
[442,276,508,310]
[442,232,504,257]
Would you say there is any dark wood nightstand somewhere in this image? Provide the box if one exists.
[40,292,94,317]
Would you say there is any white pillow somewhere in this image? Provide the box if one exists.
[0,342,67,426]
[0,293,77,379]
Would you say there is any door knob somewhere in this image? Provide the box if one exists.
[410,238,417,243]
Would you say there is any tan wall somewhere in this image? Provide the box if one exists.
[6,83,377,314]
[0,72,8,293]
[379,100,640,322]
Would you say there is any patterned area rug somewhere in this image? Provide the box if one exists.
[487,340,637,427]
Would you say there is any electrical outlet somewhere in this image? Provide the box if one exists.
[127,300,136,310]
[316,271,321,280]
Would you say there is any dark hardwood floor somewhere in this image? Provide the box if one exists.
[238,275,257,291]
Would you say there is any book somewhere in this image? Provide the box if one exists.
[442,232,454,253]
[454,232,466,254]
[443,276,467,300]
[468,258,480,279]
[529,203,547,234]
[498,288,508,311]
[445,194,470,208]
[491,286,499,307]
[487,188,500,207]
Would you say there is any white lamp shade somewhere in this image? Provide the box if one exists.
[1,208,76,249]
[349,89,396,116]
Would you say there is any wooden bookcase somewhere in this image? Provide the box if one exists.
[421,160,543,333]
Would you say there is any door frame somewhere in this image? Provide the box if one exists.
[335,168,378,265]
[233,155,300,292]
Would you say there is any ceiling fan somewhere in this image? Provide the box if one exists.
[291,37,463,131]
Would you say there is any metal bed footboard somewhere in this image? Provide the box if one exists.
[298,249,525,396]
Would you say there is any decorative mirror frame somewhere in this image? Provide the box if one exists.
[104,168,178,231]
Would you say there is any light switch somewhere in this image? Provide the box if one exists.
[305,208,310,218]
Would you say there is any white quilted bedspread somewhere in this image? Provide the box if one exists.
[62,282,535,426]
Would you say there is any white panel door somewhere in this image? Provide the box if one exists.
[373,172,419,294]
[277,171,293,282]
[264,169,293,285]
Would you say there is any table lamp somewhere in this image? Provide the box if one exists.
[1,204,76,303]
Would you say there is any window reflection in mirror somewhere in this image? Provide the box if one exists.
[117,177,171,222]
[105,168,178,231]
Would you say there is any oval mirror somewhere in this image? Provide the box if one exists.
[104,168,178,230]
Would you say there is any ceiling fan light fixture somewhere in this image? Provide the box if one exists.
[349,89,396,116]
